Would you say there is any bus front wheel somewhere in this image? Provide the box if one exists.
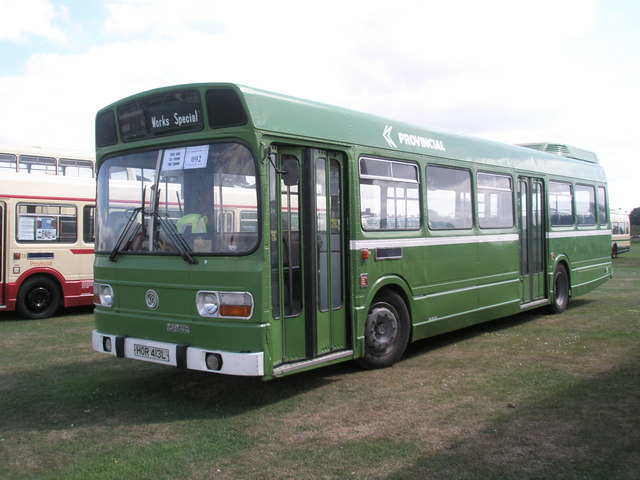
[357,291,410,369]
[550,264,569,314]
[16,277,61,319]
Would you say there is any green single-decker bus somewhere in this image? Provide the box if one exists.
[92,84,612,379]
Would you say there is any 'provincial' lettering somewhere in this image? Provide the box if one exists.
[398,132,446,151]
[382,125,446,152]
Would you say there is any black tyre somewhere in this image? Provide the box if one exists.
[16,277,61,319]
[356,291,411,369]
[550,263,569,314]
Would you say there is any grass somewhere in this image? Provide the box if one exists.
[1,247,639,479]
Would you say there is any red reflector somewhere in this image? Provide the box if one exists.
[220,305,252,317]
[360,274,368,288]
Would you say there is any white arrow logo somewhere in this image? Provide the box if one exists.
[383,125,397,148]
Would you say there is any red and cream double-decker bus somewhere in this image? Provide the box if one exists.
[1,146,95,318]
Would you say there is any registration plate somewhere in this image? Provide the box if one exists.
[133,344,170,362]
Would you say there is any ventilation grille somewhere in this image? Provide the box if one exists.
[518,143,599,163]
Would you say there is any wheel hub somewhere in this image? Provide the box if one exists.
[365,306,398,354]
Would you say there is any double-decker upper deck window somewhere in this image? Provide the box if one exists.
[19,155,56,175]
[427,165,472,230]
[575,184,596,225]
[16,204,77,243]
[359,157,420,231]
[59,158,94,177]
[0,153,17,171]
[477,172,514,228]
[549,181,573,226]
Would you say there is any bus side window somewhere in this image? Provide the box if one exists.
[426,165,472,230]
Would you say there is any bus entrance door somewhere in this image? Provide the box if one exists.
[0,201,4,306]
[518,177,546,305]
[270,147,349,370]
[308,149,348,358]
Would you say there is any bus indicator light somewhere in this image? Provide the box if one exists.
[94,283,114,307]
[360,249,370,262]
[220,304,252,317]
[13,253,21,260]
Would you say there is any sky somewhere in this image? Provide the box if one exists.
[0,0,638,212]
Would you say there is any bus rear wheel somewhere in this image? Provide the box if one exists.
[550,264,569,314]
[16,277,61,319]
[357,291,410,369]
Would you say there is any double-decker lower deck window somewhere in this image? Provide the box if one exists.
[83,205,95,243]
[359,157,420,230]
[16,204,77,242]
[427,165,472,229]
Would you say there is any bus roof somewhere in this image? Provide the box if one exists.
[97,83,607,182]
[0,171,95,201]
[0,144,95,161]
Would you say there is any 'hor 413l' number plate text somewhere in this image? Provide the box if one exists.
[133,344,170,362]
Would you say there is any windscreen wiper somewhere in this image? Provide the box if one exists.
[109,207,144,262]
[154,213,198,264]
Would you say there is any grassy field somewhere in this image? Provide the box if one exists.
[1,245,639,479]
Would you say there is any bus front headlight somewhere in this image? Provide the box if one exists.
[199,292,220,316]
[94,283,114,307]
[196,291,253,319]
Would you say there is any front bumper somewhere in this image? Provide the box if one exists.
[92,330,264,376]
